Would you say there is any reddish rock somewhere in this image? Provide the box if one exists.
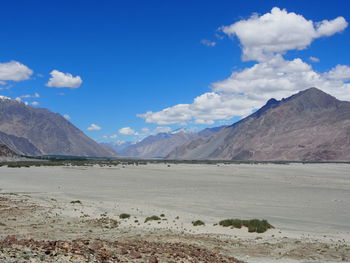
[148,256,159,263]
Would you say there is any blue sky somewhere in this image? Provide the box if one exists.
[1,0,350,143]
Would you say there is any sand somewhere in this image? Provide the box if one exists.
[0,163,349,262]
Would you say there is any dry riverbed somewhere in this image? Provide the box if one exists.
[0,163,349,262]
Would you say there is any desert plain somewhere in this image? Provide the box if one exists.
[0,162,349,263]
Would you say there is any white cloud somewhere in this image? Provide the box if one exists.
[119,127,137,135]
[102,134,118,139]
[221,7,347,61]
[141,126,172,135]
[200,39,216,47]
[46,70,82,88]
[316,17,348,37]
[138,8,350,126]
[87,124,101,131]
[63,114,71,120]
[31,101,39,106]
[139,56,350,125]
[309,56,320,62]
[0,61,33,82]
[324,64,350,81]
[153,126,172,133]
[20,92,40,99]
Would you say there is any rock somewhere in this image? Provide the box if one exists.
[148,256,159,263]
[130,251,142,258]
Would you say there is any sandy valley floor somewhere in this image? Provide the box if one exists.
[0,163,349,262]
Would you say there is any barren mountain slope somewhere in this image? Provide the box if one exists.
[167,88,350,161]
[0,97,116,157]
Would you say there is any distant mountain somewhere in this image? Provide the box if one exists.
[0,96,117,157]
[167,88,350,161]
[100,141,133,153]
[119,126,226,158]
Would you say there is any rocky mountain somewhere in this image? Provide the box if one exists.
[0,143,18,158]
[120,126,226,158]
[0,131,41,156]
[100,141,133,153]
[167,88,350,161]
[0,96,117,157]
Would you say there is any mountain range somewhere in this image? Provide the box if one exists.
[106,127,226,158]
[1,88,350,161]
[0,96,116,157]
[167,88,350,161]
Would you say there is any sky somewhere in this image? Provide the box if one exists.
[1,0,350,144]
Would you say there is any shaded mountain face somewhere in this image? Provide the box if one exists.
[0,97,117,157]
[119,126,226,158]
[0,143,18,158]
[167,88,350,161]
[0,131,41,156]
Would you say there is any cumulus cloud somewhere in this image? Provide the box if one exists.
[63,114,71,120]
[102,134,118,139]
[20,92,40,99]
[139,56,350,125]
[138,7,350,126]
[141,126,172,135]
[200,39,216,47]
[119,127,137,135]
[31,101,39,106]
[221,7,347,61]
[324,64,350,81]
[0,61,33,83]
[87,124,102,131]
[309,56,320,63]
[316,17,348,37]
[46,70,82,88]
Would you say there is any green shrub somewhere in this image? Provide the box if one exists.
[145,215,161,223]
[70,200,82,204]
[219,218,273,233]
[119,213,131,219]
[192,220,205,226]
[219,219,242,228]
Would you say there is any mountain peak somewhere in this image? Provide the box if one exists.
[283,87,339,110]
[0,100,117,157]
[168,88,350,161]
[295,87,332,97]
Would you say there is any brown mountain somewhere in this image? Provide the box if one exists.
[0,97,117,157]
[167,88,350,161]
[120,127,226,158]
[0,143,18,158]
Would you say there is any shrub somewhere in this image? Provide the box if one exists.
[119,213,131,219]
[70,200,82,204]
[219,218,273,233]
[192,220,205,226]
[145,215,161,223]
[219,219,242,228]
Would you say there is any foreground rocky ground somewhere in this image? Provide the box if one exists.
[0,193,349,263]
[0,236,246,263]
